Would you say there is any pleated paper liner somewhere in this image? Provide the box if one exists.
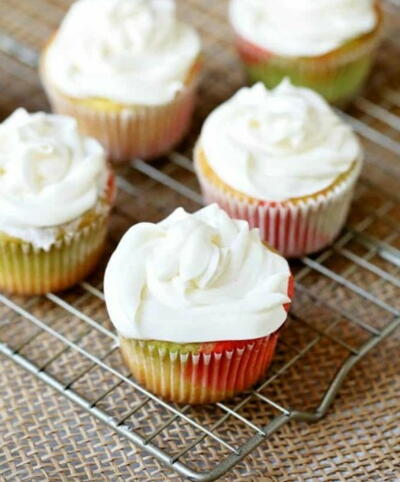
[194,147,362,258]
[120,333,280,404]
[0,211,109,296]
[40,54,200,162]
[232,3,383,106]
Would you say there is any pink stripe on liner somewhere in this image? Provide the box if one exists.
[195,155,362,258]
[120,333,280,404]
[42,78,198,163]
[233,17,383,107]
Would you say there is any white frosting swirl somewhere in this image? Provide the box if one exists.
[0,108,107,238]
[104,204,291,342]
[230,0,377,57]
[44,0,201,105]
[199,80,362,201]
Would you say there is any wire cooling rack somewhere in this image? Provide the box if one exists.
[0,1,399,480]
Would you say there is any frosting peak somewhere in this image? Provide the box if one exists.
[229,83,320,157]
[199,80,362,201]
[95,0,175,54]
[44,0,201,105]
[104,204,291,342]
[230,0,377,57]
[0,108,106,231]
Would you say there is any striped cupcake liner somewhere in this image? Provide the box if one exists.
[120,332,280,404]
[0,214,109,296]
[233,13,383,106]
[195,150,362,258]
[41,76,198,163]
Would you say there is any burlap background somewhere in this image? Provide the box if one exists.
[0,0,399,480]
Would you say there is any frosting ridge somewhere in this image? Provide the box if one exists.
[44,0,201,105]
[199,80,362,201]
[0,108,107,240]
[104,204,291,342]
[230,0,377,57]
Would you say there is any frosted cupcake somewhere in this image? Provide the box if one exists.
[0,108,114,295]
[104,204,293,404]
[194,80,363,258]
[40,0,201,162]
[229,0,383,105]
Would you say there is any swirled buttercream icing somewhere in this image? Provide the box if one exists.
[198,80,362,201]
[104,204,291,342]
[0,108,107,246]
[230,0,377,57]
[44,0,201,105]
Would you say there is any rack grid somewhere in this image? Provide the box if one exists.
[0,1,399,480]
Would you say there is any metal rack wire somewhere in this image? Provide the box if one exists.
[0,1,399,480]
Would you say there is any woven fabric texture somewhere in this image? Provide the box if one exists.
[0,0,399,480]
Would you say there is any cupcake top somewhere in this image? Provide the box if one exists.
[198,80,362,202]
[104,204,291,343]
[230,0,377,57]
[44,0,201,105]
[0,108,107,248]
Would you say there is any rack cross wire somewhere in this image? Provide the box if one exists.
[0,1,399,480]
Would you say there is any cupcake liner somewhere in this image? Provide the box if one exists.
[41,74,198,163]
[0,214,109,295]
[195,150,362,258]
[120,332,280,404]
[233,7,383,106]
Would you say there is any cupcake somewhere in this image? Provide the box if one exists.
[229,0,383,105]
[0,108,114,295]
[194,80,363,258]
[40,0,201,162]
[104,204,293,404]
